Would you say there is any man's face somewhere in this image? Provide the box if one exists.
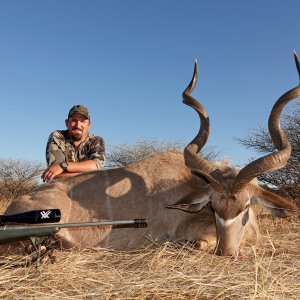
[65,113,91,142]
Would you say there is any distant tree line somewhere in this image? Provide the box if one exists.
[105,138,219,168]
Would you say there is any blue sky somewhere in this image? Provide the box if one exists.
[1,0,300,167]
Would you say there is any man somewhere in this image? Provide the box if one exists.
[41,105,105,182]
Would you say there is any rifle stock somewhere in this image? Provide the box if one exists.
[0,226,60,243]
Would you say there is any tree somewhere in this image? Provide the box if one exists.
[0,158,44,203]
[237,105,300,202]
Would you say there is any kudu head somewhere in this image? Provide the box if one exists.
[169,52,300,256]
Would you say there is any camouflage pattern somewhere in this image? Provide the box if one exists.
[46,130,105,169]
[68,105,90,119]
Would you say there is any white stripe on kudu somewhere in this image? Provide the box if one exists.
[215,212,241,227]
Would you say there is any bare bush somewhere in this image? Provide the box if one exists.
[106,139,219,168]
[238,105,300,202]
[0,158,44,205]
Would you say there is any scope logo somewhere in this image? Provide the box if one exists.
[40,210,51,219]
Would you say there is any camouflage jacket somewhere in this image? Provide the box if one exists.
[46,130,105,169]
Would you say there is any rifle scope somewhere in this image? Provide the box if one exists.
[0,209,61,225]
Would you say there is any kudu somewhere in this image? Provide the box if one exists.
[4,52,300,256]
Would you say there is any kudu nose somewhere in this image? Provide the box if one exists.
[215,247,240,257]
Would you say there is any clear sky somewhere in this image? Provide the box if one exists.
[1,0,300,167]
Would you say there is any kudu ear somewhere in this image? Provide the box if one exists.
[190,169,225,193]
[251,187,298,217]
[166,189,211,213]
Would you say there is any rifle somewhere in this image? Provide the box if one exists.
[0,209,147,269]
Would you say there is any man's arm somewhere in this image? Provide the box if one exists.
[52,160,99,179]
[87,135,105,169]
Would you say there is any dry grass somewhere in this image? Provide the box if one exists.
[0,214,299,299]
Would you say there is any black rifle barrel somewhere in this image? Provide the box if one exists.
[55,219,148,228]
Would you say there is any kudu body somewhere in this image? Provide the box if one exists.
[4,53,300,256]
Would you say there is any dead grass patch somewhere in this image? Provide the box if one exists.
[0,215,299,299]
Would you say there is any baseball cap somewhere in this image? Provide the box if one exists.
[68,105,90,119]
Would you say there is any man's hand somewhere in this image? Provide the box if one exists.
[41,163,64,182]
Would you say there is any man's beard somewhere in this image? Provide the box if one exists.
[70,129,83,141]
